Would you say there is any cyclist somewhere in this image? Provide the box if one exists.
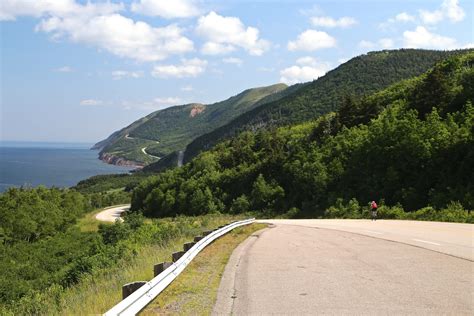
[370,201,378,221]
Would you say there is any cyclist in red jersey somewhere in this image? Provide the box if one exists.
[370,201,378,221]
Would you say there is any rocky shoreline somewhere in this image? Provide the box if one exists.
[98,152,144,169]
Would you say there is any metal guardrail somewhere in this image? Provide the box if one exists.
[104,218,255,316]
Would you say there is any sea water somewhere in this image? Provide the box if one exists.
[0,141,134,192]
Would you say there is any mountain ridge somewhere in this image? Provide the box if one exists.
[144,49,470,172]
[93,83,289,166]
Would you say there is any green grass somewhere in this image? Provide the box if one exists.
[13,214,246,315]
[141,223,267,315]
[58,238,191,315]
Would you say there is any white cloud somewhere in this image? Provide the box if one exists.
[131,0,200,19]
[419,9,444,24]
[196,11,270,56]
[288,29,336,51]
[112,70,144,80]
[151,58,207,78]
[37,14,194,62]
[222,57,243,66]
[419,0,465,24]
[394,12,416,23]
[1,1,194,62]
[54,66,72,72]
[379,12,416,29]
[80,99,102,106]
[201,42,235,55]
[403,26,457,49]
[310,16,357,28]
[280,57,331,85]
[442,0,465,22]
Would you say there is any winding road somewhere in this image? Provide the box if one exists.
[95,204,129,222]
[141,147,160,159]
[214,219,474,315]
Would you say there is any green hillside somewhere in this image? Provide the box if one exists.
[131,52,474,220]
[181,49,470,165]
[94,83,289,166]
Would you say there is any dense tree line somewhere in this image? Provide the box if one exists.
[181,49,471,166]
[74,173,152,194]
[132,53,474,221]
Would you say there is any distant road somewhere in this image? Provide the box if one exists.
[141,147,160,159]
[214,220,474,315]
[95,204,130,222]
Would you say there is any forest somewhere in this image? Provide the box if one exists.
[181,49,469,166]
[132,52,474,221]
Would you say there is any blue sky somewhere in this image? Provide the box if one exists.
[1,0,472,143]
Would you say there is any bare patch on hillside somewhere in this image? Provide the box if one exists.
[190,104,205,117]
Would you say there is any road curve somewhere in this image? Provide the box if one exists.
[95,204,130,222]
[214,220,474,315]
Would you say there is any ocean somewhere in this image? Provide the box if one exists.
[0,142,134,192]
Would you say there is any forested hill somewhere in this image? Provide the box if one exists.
[131,52,474,220]
[93,83,289,166]
[181,49,471,165]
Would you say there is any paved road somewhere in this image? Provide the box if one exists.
[95,204,129,222]
[214,220,474,315]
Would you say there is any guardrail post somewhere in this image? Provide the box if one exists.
[183,242,196,251]
[154,262,172,277]
[122,281,146,299]
[172,251,185,262]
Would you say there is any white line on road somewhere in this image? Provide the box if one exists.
[364,230,383,235]
[412,239,441,246]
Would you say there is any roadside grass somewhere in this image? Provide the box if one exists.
[51,215,244,315]
[141,223,267,316]
[58,238,190,315]
[76,209,106,232]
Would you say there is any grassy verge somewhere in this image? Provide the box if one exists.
[58,237,191,315]
[57,215,243,315]
[140,223,267,315]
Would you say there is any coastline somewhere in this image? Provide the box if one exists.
[0,145,135,192]
[98,151,145,169]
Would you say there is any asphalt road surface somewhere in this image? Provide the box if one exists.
[213,220,473,315]
[95,204,129,222]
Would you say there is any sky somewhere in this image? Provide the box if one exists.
[1,0,472,143]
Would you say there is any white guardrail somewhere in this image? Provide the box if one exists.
[104,218,255,316]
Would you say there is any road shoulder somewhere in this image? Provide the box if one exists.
[212,226,271,315]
